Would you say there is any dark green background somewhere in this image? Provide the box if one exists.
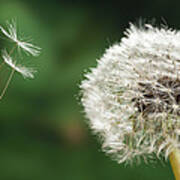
[0,0,178,179]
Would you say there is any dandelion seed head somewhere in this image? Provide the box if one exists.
[80,23,180,164]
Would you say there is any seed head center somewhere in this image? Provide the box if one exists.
[133,76,180,116]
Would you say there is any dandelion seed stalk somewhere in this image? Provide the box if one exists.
[170,149,180,180]
[0,45,17,99]
[0,68,15,100]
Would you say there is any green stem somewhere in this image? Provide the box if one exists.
[170,149,180,180]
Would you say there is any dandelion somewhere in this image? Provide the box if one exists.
[0,20,40,99]
[80,23,180,179]
[2,50,35,78]
[0,20,40,56]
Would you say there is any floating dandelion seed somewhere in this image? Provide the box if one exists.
[80,23,180,165]
[0,20,41,56]
[2,50,35,78]
[0,20,40,100]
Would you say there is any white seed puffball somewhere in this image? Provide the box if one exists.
[80,23,180,164]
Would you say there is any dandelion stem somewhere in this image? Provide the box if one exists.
[170,149,180,180]
[0,68,15,100]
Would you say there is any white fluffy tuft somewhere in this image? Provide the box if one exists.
[2,50,36,78]
[80,23,180,164]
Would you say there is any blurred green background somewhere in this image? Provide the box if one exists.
[0,0,179,179]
